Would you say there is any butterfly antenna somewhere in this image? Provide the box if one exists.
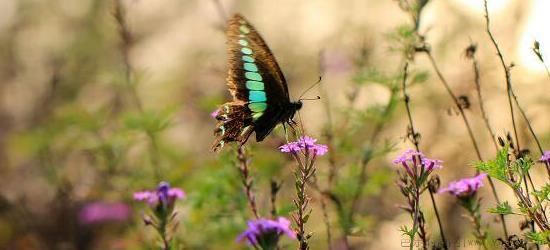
[300,96,321,101]
[298,76,322,100]
[296,110,306,137]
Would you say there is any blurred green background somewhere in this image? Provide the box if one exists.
[0,0,549,249]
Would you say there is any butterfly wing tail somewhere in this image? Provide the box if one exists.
[211,103,254,152]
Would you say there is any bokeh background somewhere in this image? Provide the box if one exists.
[0,0,549,249]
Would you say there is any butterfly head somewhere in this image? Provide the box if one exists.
[293,101,303,111]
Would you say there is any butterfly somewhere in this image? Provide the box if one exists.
[212,14,302,151]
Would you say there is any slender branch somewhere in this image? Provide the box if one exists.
[270,179,281,218]
[532,41,550,81]
[482,6,548,243]
[401,62,420,151]
[469,50,499,151]
[237,147,260,219]
[429,188,447,249]
[482,0,520,153]
[291,152,315,250]
[311,175,333,250]
[423,51,483,161]
[114,0,164,181]
[509,88,550,177]
[113,0,143,113]
[422,46,510,239]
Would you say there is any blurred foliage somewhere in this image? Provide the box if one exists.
[0,0,549,249]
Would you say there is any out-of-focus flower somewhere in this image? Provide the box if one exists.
[78,202,132,225]
[211,109,219,118]
[134,182,185,209]
[237,217,296,249]
[321,50,351,74]
[392,149,443,176]
[279,136,328,156]
[134,182,184,249]
[540,151,550,163]
[439,173,487,198]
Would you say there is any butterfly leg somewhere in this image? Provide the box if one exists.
[286,120,299,139]
[283,123,290,143]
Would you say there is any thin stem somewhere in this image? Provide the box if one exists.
[237,147,260,219]
[311,175,333,250]
[423,48,510,238]
[401,62,420,151]
[147,131,163,182]
[467,49,510,237]
[114,0,143,113]
[270,179,280,218]
[483,3,547,242]
[471,54,499,151]
[509,88,550,177]
[292,152,315,250]
[424,51,482,161]
[482,0,520,153]
[410,189,420,250]
[429,190,448,250]
[114,0,164,182]
[401,61,432,250]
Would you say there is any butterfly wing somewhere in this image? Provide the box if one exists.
[226,14,290,103]
[212,14,292,151]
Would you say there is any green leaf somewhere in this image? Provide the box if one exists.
[410,71,429,85]
[487,201,515,215]
[526,230,550,245]
[533,184,550,201]
[475,146,509,183]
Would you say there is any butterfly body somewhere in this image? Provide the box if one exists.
[212,14,301,151]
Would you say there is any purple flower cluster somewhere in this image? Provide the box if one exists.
[439,173,487,198]
[134,182,185,208]
[393,149,443,176]
[540,151,550,164]
[237,217,296,248]
[78,202,132,225]
[279,136,328,156]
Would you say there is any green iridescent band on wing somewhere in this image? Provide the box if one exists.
[243,63,258,72]
[245,72,262,81]
[248,102,267,112]
[237,22,267,122]
[249,91,267,102]
[242,55,254,63]
[246,81,264,90]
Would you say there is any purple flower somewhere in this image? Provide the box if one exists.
[439,173,487,198]
[211,109,219,118]
[392,149,443,176]
[78,202,132,225]
[134,182,185,209]
[237,217,296,249]
[540,151,550,163]
[279,136,328,156]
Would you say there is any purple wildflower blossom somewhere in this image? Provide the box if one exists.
[237,217,296,249]
[211,109,219,118]
[134,182,185,208]
[78,202,132,225]
[540,151,550,163]
[439,173,487,197]
[392,149,443,176]
[279,136,328,156]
